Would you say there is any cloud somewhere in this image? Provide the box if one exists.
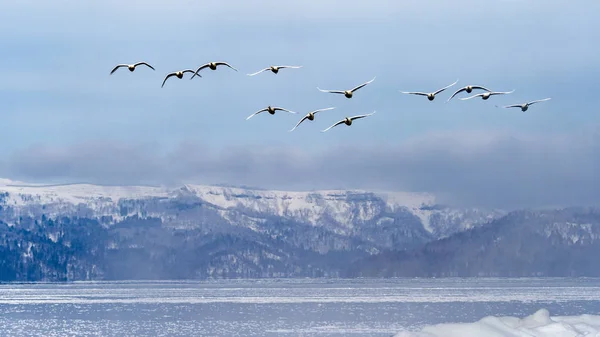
[3,127,599,210]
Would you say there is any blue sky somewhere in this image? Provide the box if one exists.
[0,0,598,209]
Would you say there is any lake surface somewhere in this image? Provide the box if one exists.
[1,278,600,336]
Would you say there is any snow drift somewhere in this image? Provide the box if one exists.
[395,309,600,337]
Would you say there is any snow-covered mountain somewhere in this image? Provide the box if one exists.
[0,178,508,281]
[1,179,599,281]
[0,178,503,244]
[349,207,600,277]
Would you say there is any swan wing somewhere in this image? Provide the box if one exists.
[273,107,297,114]
[247,68,269,76]
[350,76,376,92]
[215,62,238,71]
[161,73,177,88]
[246,108,268,120]
[527,98,551,105]
[471,85,492,92]
[400,91,429,96]
[446,87,467,102]
[134,62,155,71]
[277,65,302,69]
[490,90,515,96]
[190,64,210,79]
[110,64,128,75]
[311,107,336,115]
[349,111,376,121]
[321,120,346,132]
[182,69,201,79]
[459,93,484,100]
[289,116,309,132]
[317,87,346,94]
[433,79,459,95]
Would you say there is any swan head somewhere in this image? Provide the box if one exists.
[307,113,315,120]
[128,65,135,72]
[522,105,528,111]
[267,106,275,114]
[271,66,279,73]
[209,62,217,70]
[482,93,491,100]
[345,118,352,126]
[465,86,473,93]
[176,72,183,78]
[344,91,353,98]
[427,93,435,101]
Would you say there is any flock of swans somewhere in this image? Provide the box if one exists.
[110,61,552,132]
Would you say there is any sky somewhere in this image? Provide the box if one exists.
[0,0,598,209]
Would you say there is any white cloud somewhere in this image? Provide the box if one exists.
[3,127,599,209]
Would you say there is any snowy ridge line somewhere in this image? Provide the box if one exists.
[4,182,128,188]
[0,179,432,201]
[0,177,504,237]
[3,183,165,189]
[0,178,436,219]
[0,177,434,203]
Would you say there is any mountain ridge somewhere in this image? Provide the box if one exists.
[346,207,600,277]
[6,179,596,280]
[0,178,502,239]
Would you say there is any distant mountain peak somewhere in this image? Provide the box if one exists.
[0,177,504,241]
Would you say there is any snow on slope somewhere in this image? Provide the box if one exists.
[185,184,436,227]
[395,309,600,337]
[0,178,436,225]
[0,179,433,211]
[0,178,499,237]
[0,180,170,206]
[0,179,173,224]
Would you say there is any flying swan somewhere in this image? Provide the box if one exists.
[110,62,155,75]
[247,65,303,76]
[446,85,491,102]
[246,106,297,120]
[460,90,515,101]
[401,79,459,101]
[317,77,376,98]
[499,98,551,111]
[161,69,198,88]
[190,62,238,79]
[321,111,376,132]
[288,107,336,132]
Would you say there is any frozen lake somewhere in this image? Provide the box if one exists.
[1,278,600,336]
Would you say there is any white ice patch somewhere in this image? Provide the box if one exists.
[395,309,600,337]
